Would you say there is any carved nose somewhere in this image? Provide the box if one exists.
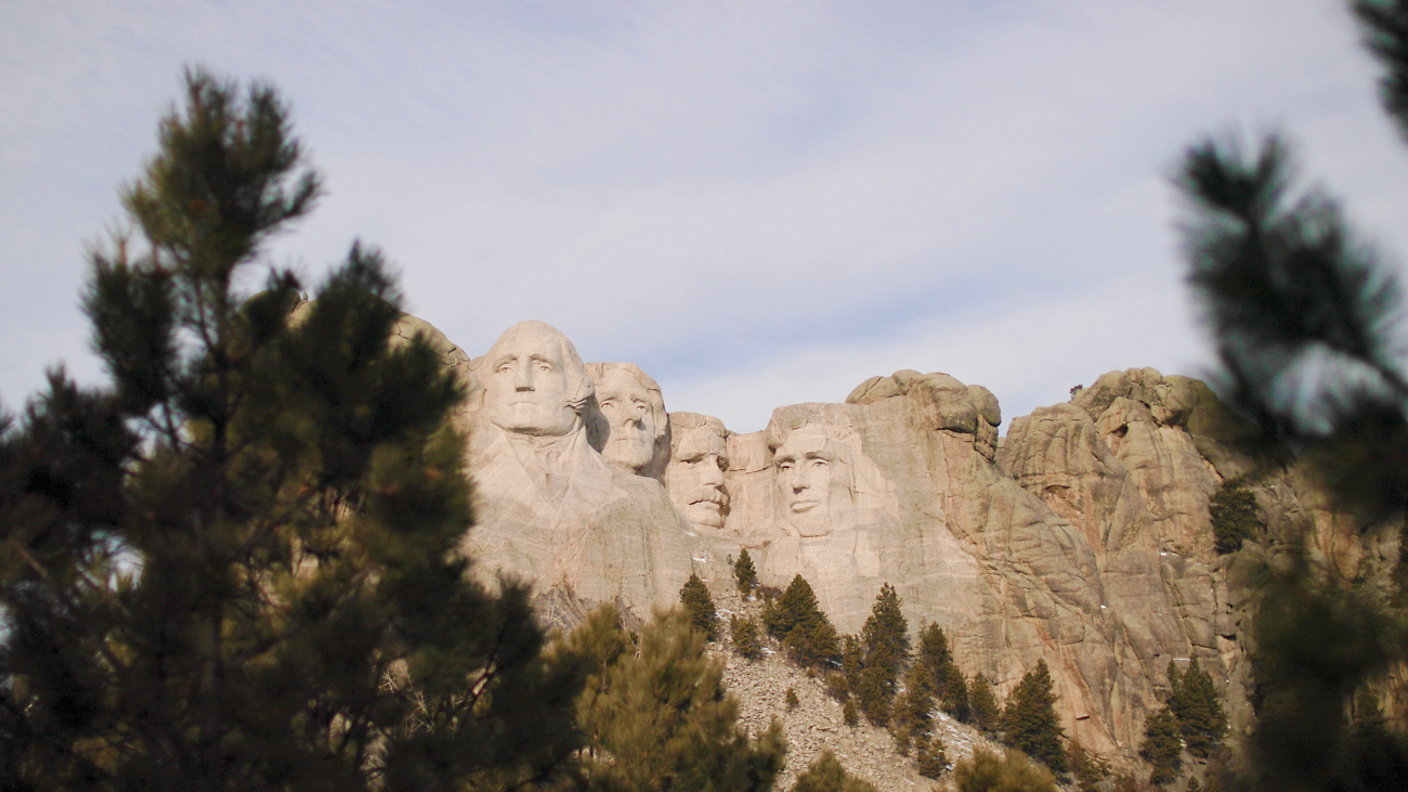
[515,363,533,391]
[789,467,806,489]
[701,459,724,486]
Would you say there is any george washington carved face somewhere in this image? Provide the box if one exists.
[482,321,589,437]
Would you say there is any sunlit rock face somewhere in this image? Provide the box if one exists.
[457,321,692,615]
[664,412,730,534]
[585,362,668,481]
[407,317,1384,759]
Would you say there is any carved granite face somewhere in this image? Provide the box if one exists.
[596,367,656,471]
[483,322,584,437]
[666,424,729,530]
[774,424,843,537]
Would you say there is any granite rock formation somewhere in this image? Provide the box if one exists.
[395,317,1394,762]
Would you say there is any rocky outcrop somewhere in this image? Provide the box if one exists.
[999,369,1256,744]
[404,316,1394,763]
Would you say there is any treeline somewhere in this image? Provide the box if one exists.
[681,562,1113,791]
[684,560,1240,792]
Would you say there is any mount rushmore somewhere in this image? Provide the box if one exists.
[394,315,1394,759]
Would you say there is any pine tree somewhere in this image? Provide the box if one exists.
[1168,658,1226,759]
[999,660,1067,773]
[1345,686,1408,790]
[730,614,762,660]
[1066,741,1112,792]
[1175,2,1408,787]
[734,548,759,596]
[0,68,583,791]
[893,661,936,739]
[1140,706,1183,787]
[790,751,879,792]
[857,583,908,725]
[1209,477,1262,554]
[916,623,970,721]
[842,699,859,727]
[970,672,1002,733]
[914,733,948,779]
[763,575,841,667]
[568,606,786,792]
[1166,660,1183,701]
[840,634,865,695]
[680,572,719,640]
[953,747,1058,792]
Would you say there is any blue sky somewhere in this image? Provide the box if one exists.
[5,0,1408,433]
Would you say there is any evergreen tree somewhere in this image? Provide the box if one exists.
[1176,2,1408,787]
[734,548,759,596]
[0,68,582,792]
[567,606,786,792]
[1066,741,1112,792]
[680,572,719,640]
[1168,658,1226,759]
[1166,659,1183,700]
[953,747,1058,792]
[790,751,878,792]
[763,575,840,667]
[893,660,937,739]
[840,634,865,695]
[914,733,948,779]
[1208,477,1262,554]
[1344,686,1408,791]
[730,614,762,660]
[999,660,1067,773]
[856,583,908,725]
[842,699,859,727]
[970,672,1002,733]
[917,623,971,721]
[940,668,973,722]
[1140,706,1183,787]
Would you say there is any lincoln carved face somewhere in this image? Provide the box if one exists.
[773,424,845,536]
[482,321,589,437]
[594,366,658,472]
[665,419,729,531]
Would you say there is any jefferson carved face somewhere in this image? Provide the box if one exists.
[483,322,584,437]
[666,424,729,530]
[596,367,656,471]
[774,424,842,536]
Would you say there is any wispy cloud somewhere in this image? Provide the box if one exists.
[4,0,1406,433]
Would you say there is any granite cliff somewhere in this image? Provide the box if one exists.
[401,316,1398,766]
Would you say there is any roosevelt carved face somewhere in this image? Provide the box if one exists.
[666,424,729,530]
[483,322,583,437]
[774,424,843,537]
[595,367,657,472]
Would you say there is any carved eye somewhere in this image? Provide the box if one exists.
[535,361,552,373]
[601,399,616,409]
[809,458,828,469]
[716,457,728,471]
[777,461,794,472]
[496,362,513,374]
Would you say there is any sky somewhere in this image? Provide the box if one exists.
[5,0,1408,435]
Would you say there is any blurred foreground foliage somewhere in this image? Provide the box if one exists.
[1175,2,1408,788]
[0,68,585,791]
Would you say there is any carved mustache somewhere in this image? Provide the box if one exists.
[688,488,729,507]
